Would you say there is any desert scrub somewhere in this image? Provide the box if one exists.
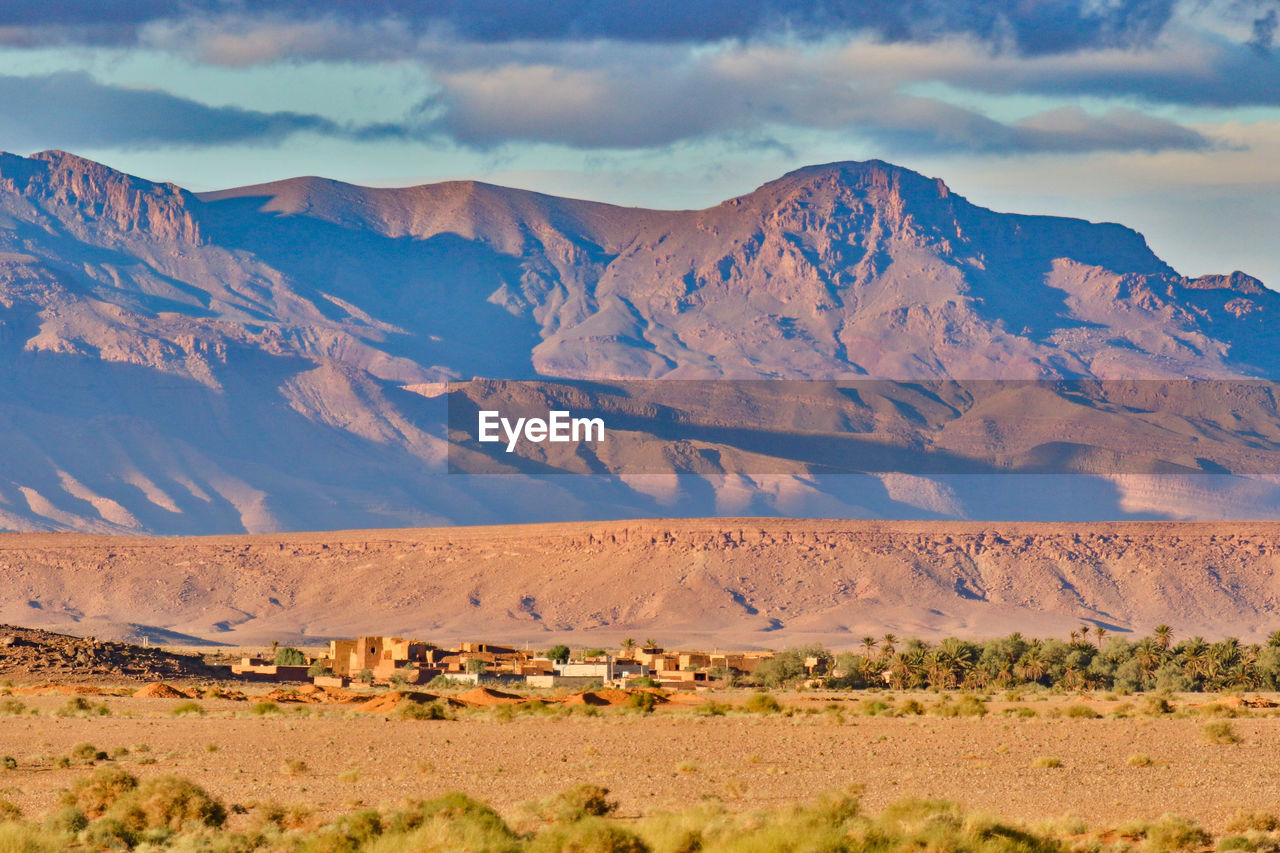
[1126,753,1155,767]
[1202,721,1241,744]
[64,766,139,817]
[0,823,61,853]
[1226,811,1280,833]
[398,700,450,720]
[1065,704,1102,719]
[68,742,108,764]
[527,817,647,853]
[1139,815,1212,853]
[0,698,27,716]
[282,759,308,776]
[104,774,227,834]
[856,699,893,716]
[171,700,203,716]
[55,697,109,717]
[0,799,19,820]
[1032,756,1064,769]
[518,784,618,831]
[1004,706,1038,718]
[1141,695,1176,716]
[1,756,15,771]
[625,691,658,714]
[696,701,730,717]
[929,695,989,717]
[249,701,280,716]
[744,693,782,714]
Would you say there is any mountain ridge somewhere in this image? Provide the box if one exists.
[1,150,1280,533]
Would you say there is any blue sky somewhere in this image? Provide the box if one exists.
[0,1,1277,285]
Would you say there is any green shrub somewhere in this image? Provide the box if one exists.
[528,816,648,853]
[68,742,108,764]
[171,701,204,716]
[744,693,782,714]
[375,792,519,852]
[43,806,88,835]
[0,699,27,716]
[64,766,139,817]
[929,695,988,717]
[1226,811,1280,833]
[55,697,109,717]
[1,756,15,771]
[398,701,450,721]
[1143,815,1211,853]
[1141,696,1175,716]
[1065,704,1101,719]
[250,701,281,715]
[0,822,62,853]
[1202,721,1241,744]
[106,774,227,831]
[274,646,307,666]
[626,692,658,714]
[527,784,618,825]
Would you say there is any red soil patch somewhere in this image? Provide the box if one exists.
[355,690,456,714]
[13,683,114,696]
[133,682,191,699]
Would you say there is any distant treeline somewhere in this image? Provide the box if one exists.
[750,626,1280,692]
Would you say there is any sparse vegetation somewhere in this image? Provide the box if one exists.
[744,693,782,714]
[1202,721,1241,744]
[273,646,307,666]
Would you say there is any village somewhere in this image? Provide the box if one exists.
[228,636,816,690]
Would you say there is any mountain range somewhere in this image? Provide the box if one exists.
[1,150,1278,533]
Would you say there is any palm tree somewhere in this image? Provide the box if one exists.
[1134,638,1161,679]
[860,636,878,657]
[881,633,897,658]
[1016,647,1047,684]
[1095,626,1108,647]
[1153,624,1173,652]
[1268,630,1280,649]
[1181,637,1210,681]
[621,637,636,658]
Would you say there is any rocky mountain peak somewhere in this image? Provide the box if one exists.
[1,150,199,243]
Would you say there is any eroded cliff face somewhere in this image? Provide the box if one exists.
[0,151,1278,533]
[2,519,1278,646]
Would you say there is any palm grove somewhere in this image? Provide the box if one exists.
[753,627,1280,692]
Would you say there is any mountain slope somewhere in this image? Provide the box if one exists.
[0,150,1277,533]
[4,519,1280,646]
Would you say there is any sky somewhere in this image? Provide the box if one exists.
[0,1,1278,285]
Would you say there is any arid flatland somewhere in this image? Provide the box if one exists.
[0,688,1277,836]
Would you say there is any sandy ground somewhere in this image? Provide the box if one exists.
[1,690,1277,832]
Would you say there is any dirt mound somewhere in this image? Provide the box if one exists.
[0,624,219,683]
[355,690,451,714]
[133,682,191,699]
[455,687,526,707]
